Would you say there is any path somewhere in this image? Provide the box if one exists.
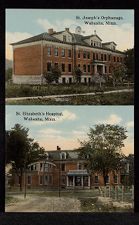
[6,195,81,212]
[6,89,134,102]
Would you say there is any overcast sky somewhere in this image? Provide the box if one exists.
[6,9,134,60]
[6,105,134,156]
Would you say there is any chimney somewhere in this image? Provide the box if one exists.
[48,28,54,34]
[65,28,69,32]
[57,146,61,151]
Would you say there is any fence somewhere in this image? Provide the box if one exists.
[99,185,134,205]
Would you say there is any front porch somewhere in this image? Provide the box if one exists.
[66,170,90,189]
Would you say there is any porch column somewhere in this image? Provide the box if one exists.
[66,176,69,187]
[73,176,75,188]
[88,176,91,188]
[103,65,105,74]
[81,176,84,188]
[94,65,97,74]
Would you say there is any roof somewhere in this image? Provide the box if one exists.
[47,149,80,160]
[11,32,63,45]
[83,34,102,41]
[11,30,124,53]
[102,41,117,46]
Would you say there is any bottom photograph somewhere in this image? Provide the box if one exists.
[5,105,134,212]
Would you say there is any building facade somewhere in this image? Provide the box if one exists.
[11,149,126,190]
[11,28,125,84]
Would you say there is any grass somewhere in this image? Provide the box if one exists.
[6,92,134,105]
[6,83,134,98]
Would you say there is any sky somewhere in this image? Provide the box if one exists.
[6,9,134,60]
[6,105,134,156]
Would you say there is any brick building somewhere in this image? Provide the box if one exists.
[12,148,124,190]
[11,28,125,84]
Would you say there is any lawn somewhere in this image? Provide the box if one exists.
[6,91,134,105]
[6,83,134,98]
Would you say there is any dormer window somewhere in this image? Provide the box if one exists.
[91,40,93,46]
[60,152,67,160]
[63,35,66,42]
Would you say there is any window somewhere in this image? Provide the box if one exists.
[91,40,93,46]
[40,175,43,185]
[105,66,107,73]
[47,47,51,56]
[68,49,71,58]
[108,55,111,61]
[44,175,48,185]
[61,164,65,171]
[40,163,43,170]
[117,57,119,62]
[101,54,103,61]
[84,78,87,83]
[47,62,51,71]
[114,175,118,184]
[83,65,86,72]
[93,53,95,60]
[95,176,99,183]
[104,54,107,61]
[68,64,71,72]
[49,175,52,184]
[78,64,80,68]
[27,176,31,185]
[114,56,116,62]
[55,63,58,68]
[83,51,86,59]
[61,49,65,57]
[106,175,109,184]
[54,48,58,56]
[62,64,65,72]
[87,52,90,59]
[96,53,98,60]
[88,65,90,73]
[31,165,33,171]
[61,175,66,185]
[78,163,82,170]
[63,35,66,42]
[78,51,80,58]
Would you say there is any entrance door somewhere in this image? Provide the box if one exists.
[69,77,72,84]
[62,77,66,84]
[75,176,81,186]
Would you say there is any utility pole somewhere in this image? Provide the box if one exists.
[58,159,61,197]
[24,163,26,199]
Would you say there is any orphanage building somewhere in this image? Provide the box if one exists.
[11,28,125,84]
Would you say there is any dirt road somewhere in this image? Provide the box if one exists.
[6,195,81,212]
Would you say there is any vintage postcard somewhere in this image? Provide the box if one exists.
[6,9,134,105]
[5,105,134,212]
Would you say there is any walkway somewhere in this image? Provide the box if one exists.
[6,89,134,102]
[6,195,81,212]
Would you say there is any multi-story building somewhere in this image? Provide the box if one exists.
[12,148,123,190]
[11,28,125,84]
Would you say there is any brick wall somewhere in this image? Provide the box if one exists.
[14,45,41,75]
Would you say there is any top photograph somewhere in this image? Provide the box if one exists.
[6,9,134,105]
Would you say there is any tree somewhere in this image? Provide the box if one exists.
[110,63,127,87]
[6,68,12,82]
[6,124,45,191]
[43,65,61,84]
[73,67,82,83]
[124,48,134,82]
[78,124,127,185]
[92,74,106,88]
